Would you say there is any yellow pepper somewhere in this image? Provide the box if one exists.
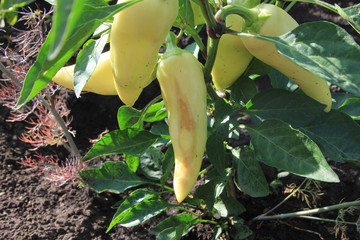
[156,49,207,203]
[52,51,117,95]
[110,0,178,106]
[211,12,253,92]
[242,4,332,111]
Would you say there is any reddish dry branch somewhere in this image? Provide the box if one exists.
[18,153,87,185]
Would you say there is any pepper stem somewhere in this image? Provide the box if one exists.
[214,4,259,27]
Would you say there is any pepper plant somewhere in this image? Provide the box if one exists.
[3,0,360,238]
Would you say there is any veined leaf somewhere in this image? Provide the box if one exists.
[246,89,360,162]
[232,147,269,197]
[160,145,174,189]
[150,213,199,238]
[78,161,145,194]
[83,128,159,161]
[246,119,339,182]
[107,188,159,232]
[114,198,169,228]
[139,147,164,181]
[195,169,232,210]
[73,35,108,97]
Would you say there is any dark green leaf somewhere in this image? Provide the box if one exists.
[219,193,246,217]
[214,98,232,122]
[229,76,258,106]
[73,35,108,97]
[150,213,198,239]
[337,98,360,120]
[332,92,359,109]
[232,147,269,197]
[107,188,158,232]
[150,122,170,137]
[78,161,145,194]
[268,68,298,91]
[231,218,253,240]
[160,145,175,189]
[246,89,360,162]
[139,147,164,181]
[206,132,226,175]
[246,119,339,182]
[195,169,232,210]
[245,89,326,127]
[340,4,360,33]
[83,129,159,161]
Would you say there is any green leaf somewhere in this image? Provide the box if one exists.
[143,101,167,122]
[195,169,232,210]
[83,129,160,161]
[332,92,359,109]
[337,98,360,120]
[160,145,175,189]
[232,147,269,197]
[117,102,167,130]
[139,147,164,181]
[124,154,140,173]
[268,68,298,92]
[229,76,258,106]
[106,188,160,232]
[214,98,232,122]
[206,132,226,175]
[218,193,246,217]
[15,0,140,109]
[246,89,360,162]
[299,110,360,163]
[48,0,74,59]
[150,213,198,238]
[4,11,18,25]
[214,194,246,218]
[78,161,145,194]
[246,119,339,182]
[114,198,169,228]
[73,34,108,97]
[339,4,360,34]
[1,0,35,11]
[253,21,360,96]
[245,89,325,125]
[150,122,170,137]
[48,0,141,60]
[231,218,253,240]
[117,106,142,130]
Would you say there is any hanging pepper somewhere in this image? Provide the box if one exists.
[241,4,332,111]
[52,51,117,95]
[110,0,178,106]
[156,44,207,203]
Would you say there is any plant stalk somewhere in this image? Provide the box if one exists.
[252,200,360,221]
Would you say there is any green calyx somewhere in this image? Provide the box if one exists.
[244,4,272,33]
[161,32,190,60]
